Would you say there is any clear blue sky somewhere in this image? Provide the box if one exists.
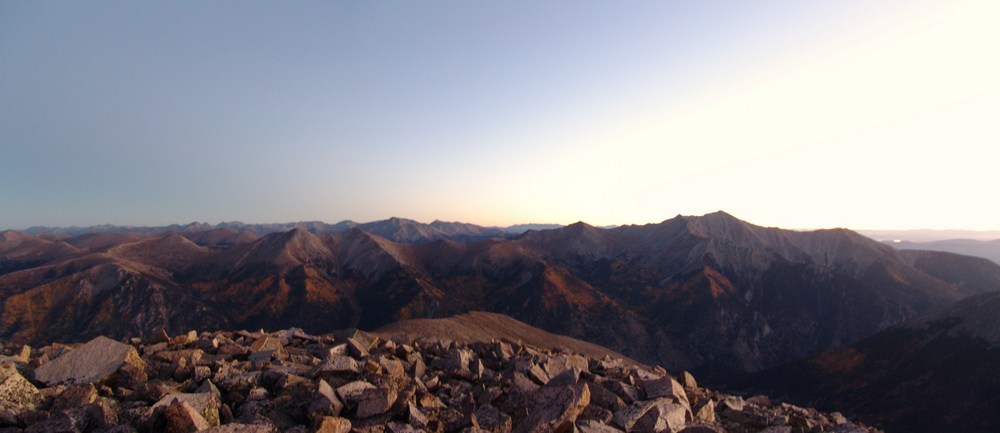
[2,1,998,230]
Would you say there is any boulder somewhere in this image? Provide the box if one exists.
[542,353,589,379]
[600,379,640,404]
[680,372,697,390]
[511,382,590,433]
[587,382,626,412]
[346,337,369,358]
[312,355,361,376]
[408,402,428,427]
[720,396,744,412]
[335,380,376,402]
[249,336,284,354]
[316,416,352,433]
[309,379,344,419]
[34,336,147,386]
[476,404,513,433]
[16,346,31,363]
[0,364,42,425]
[694,400,715,423]
[639,376,688,405]
[50,383,98,411]
[446,348,473,376]
[613,398,689,433]
[335,380,397,418]
[162,398,210,433]
[151,392,221,426]
[154,349,204,365]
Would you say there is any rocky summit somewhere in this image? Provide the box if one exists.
[0,327,877,433]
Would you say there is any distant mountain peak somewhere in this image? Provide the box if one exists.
[385,216,415,224]
[0,230,32,243]
[565,221,595,230]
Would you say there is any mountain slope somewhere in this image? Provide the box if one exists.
[897,249,1000,296]
[749,291,1000,433]
[372,310,639,363]
[535,212,966,373]
[890,238,1000,265]
[0,255,229,343]
[0,231,83,275]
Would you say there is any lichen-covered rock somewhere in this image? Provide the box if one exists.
[0,363,42,425]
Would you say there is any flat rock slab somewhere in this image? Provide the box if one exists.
[34,336,146,386]
[313,355,361,376]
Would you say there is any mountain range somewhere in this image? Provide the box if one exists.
[3,211,1000,432]
[4,212,997,368]
[17,218,554,242]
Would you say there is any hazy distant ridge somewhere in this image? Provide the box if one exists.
[21,218,562,242]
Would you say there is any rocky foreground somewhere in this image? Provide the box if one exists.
[0,329,879,433]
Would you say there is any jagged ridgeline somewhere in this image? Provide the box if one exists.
[0,320,878,433]
[5,212,999,378]
[4,212,1000,432]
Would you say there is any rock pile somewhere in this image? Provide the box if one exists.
[0,329,880,433]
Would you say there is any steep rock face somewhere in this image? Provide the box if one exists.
[749,291,1000,433]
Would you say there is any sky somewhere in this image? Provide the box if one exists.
[2,1,998,231]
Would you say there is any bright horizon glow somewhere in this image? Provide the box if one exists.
[2,1,998,231]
